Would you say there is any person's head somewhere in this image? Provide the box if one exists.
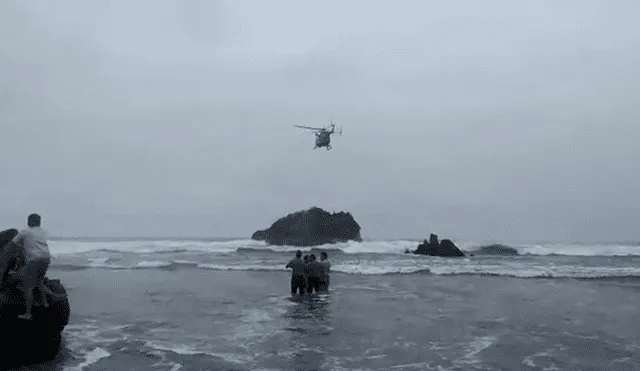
[303,255,309,263]
[295,250,302,258]
[27,213,41,227]
[310,254,316,261]
[320,251,327,260]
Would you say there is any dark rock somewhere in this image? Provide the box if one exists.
[429,233,439,246]
[411,234,465,257]
[251,207,362,246]
[470,244,519,256]
[0,228,18,249]
[0,228,70,370]
[0,229,20,282]
[251,230,266,240]
[440,239,465,257]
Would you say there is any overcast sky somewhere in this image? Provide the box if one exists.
[1,1,639,242]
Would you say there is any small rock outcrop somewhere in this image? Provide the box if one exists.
[0,228,71,369]
[251,207,362,246]
[470,244,519,256]
[408,233,465,257]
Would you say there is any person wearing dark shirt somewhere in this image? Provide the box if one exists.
[318,251,331,292]
[305,254,324,293]
[302,254,310,289]
[285,250,306,295]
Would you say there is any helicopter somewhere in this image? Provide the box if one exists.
[294,120,343,150]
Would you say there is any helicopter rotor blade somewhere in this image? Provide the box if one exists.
[293,125,323,131]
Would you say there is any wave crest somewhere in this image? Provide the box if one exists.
[51,259,640,280]
[49,239,640,257]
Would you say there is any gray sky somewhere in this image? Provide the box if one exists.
[1,1,639,242]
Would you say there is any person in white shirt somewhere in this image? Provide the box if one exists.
[12,213,52,320]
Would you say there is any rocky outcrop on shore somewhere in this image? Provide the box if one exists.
[251,207,362,246]
[407,233,465,257]
[0,228,71,369]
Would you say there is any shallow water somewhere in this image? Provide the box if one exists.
[23,267,640,371]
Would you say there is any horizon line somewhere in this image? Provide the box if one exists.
[47,235,640,246]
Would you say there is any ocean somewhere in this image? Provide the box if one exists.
[21,238,640,371]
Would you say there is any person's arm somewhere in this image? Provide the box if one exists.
[11,230,24,246]
[285,259,292,269]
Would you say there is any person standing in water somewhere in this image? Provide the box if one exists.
[302,254,310,289]
[305,254,323,294]
[319,251,331,292]
[285,250,306,295]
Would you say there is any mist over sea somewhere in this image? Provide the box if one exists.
[27,237,640,370]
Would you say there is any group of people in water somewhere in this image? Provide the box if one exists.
[285,250,331,295]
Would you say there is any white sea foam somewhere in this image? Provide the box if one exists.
[61,318,253,369]
[61,321,130,371]
[62,347,111,371]
[135,260,174,268]
[452,335,497,368]
[510,243,640,257]
[49,239,267,256]
[47,236,640,279]
[148,350,183,371]
[53,257,640,279]
[49,238,640,257]
[144,340,255,364]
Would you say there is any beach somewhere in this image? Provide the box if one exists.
[6,1,640,369]
[17,238,640,371]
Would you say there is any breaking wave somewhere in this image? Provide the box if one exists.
[47,238,640,281]
[49,239,640,257]
[50,258,640,280]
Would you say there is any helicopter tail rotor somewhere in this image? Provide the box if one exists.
[329,118,342,136]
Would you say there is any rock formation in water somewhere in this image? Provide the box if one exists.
[0,228,71,369]
[408,233,466,257]
[251,207,362,246]
[470,244,519,256]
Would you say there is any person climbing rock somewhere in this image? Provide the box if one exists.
[12,213,52,320]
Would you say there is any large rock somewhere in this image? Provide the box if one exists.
[408,233,465,257]
[0,228,71,370]
[252,207,362,246]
